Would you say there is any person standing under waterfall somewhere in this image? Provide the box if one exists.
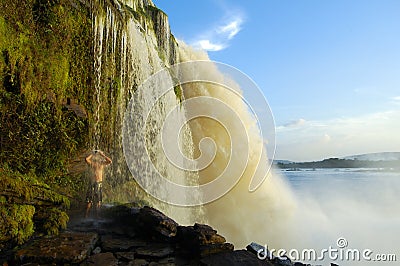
[85,150,112,218]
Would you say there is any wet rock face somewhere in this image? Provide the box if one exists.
[178,223,227,245]
[176,223,234,257]
[101,235,147,252]
[87,252,118,266]
[135,244,174,258]
[201,250,275,266]
[15,232,98,264]
[135,206,179,240]
[9,206,235,265]
[8,206,309,266]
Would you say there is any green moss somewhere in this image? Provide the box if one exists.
[0,167,70,207]
[167,69,184,104]
[0,167,71,249]
[0,0,182,250]
[174,84,183,104]
[0,0,91,178]
[0,96,88,177]
[0,204,35,247]
[42,207,69,235]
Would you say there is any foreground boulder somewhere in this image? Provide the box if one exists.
[135,206,179,241]
[87,252,118,266]
[177,223,234,257]
[201,250,275,266]
[4,205,316,266]
[15,231,98,264]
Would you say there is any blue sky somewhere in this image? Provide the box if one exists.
[153,0,400,161]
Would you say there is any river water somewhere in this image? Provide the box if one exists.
[278,168,400,265]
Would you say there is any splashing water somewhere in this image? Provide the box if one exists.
[176,44,400,266]
[176,44,298,248]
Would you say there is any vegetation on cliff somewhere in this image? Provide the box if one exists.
[0,0,183,250]
[0,0,92,174]
[0,167,70,250]
[0,0,92,249]
[0,0,182,250]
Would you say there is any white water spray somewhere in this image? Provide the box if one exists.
[177,44,298,248]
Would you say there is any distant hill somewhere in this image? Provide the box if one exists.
[273,160,293,165]
[341,152,400,161]
[275,152,400,169]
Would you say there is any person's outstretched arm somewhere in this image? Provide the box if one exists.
[85,153,93,164]
[99,151,112,165]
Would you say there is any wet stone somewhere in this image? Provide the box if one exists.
[199,242,234,257]
[153,257,176,265]
[87,252,118,266]
[201,250,275,266]
[247,242,274,259]
[116,251,136,261]
[15,231,98,264]
[177,223,226,247]
[136,206,178,240]
[128,259,149,266]
[101,235,147,252]
[177,223,232,257]
[92,246,102,254]
[294,262,311,266]
[135,244,175,259]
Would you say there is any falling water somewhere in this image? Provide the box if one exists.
[177,44,297,248]
[93,0,297,246]
[92,0,295,238]
[91,0,202,224]
[91,0,312,252]
[93,13,104,149]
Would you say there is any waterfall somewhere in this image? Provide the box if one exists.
[91,0,202,224]
[177,45,297,248]
[93,13,104,149]
[93,0,296,246]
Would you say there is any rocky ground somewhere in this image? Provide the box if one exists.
[2,205,317,266]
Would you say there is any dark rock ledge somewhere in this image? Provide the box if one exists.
[4,205,316,266]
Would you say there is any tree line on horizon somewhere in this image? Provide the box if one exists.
[276,157,400,169]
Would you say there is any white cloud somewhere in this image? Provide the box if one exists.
[191,14,245,52]
[275,111,400,161]
[282,118,306,128]
[196,40,226,52]
[217,19,243,40]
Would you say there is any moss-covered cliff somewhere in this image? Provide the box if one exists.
[0,0,92,176]
[0,0,93,250]
[0,0,182,250]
